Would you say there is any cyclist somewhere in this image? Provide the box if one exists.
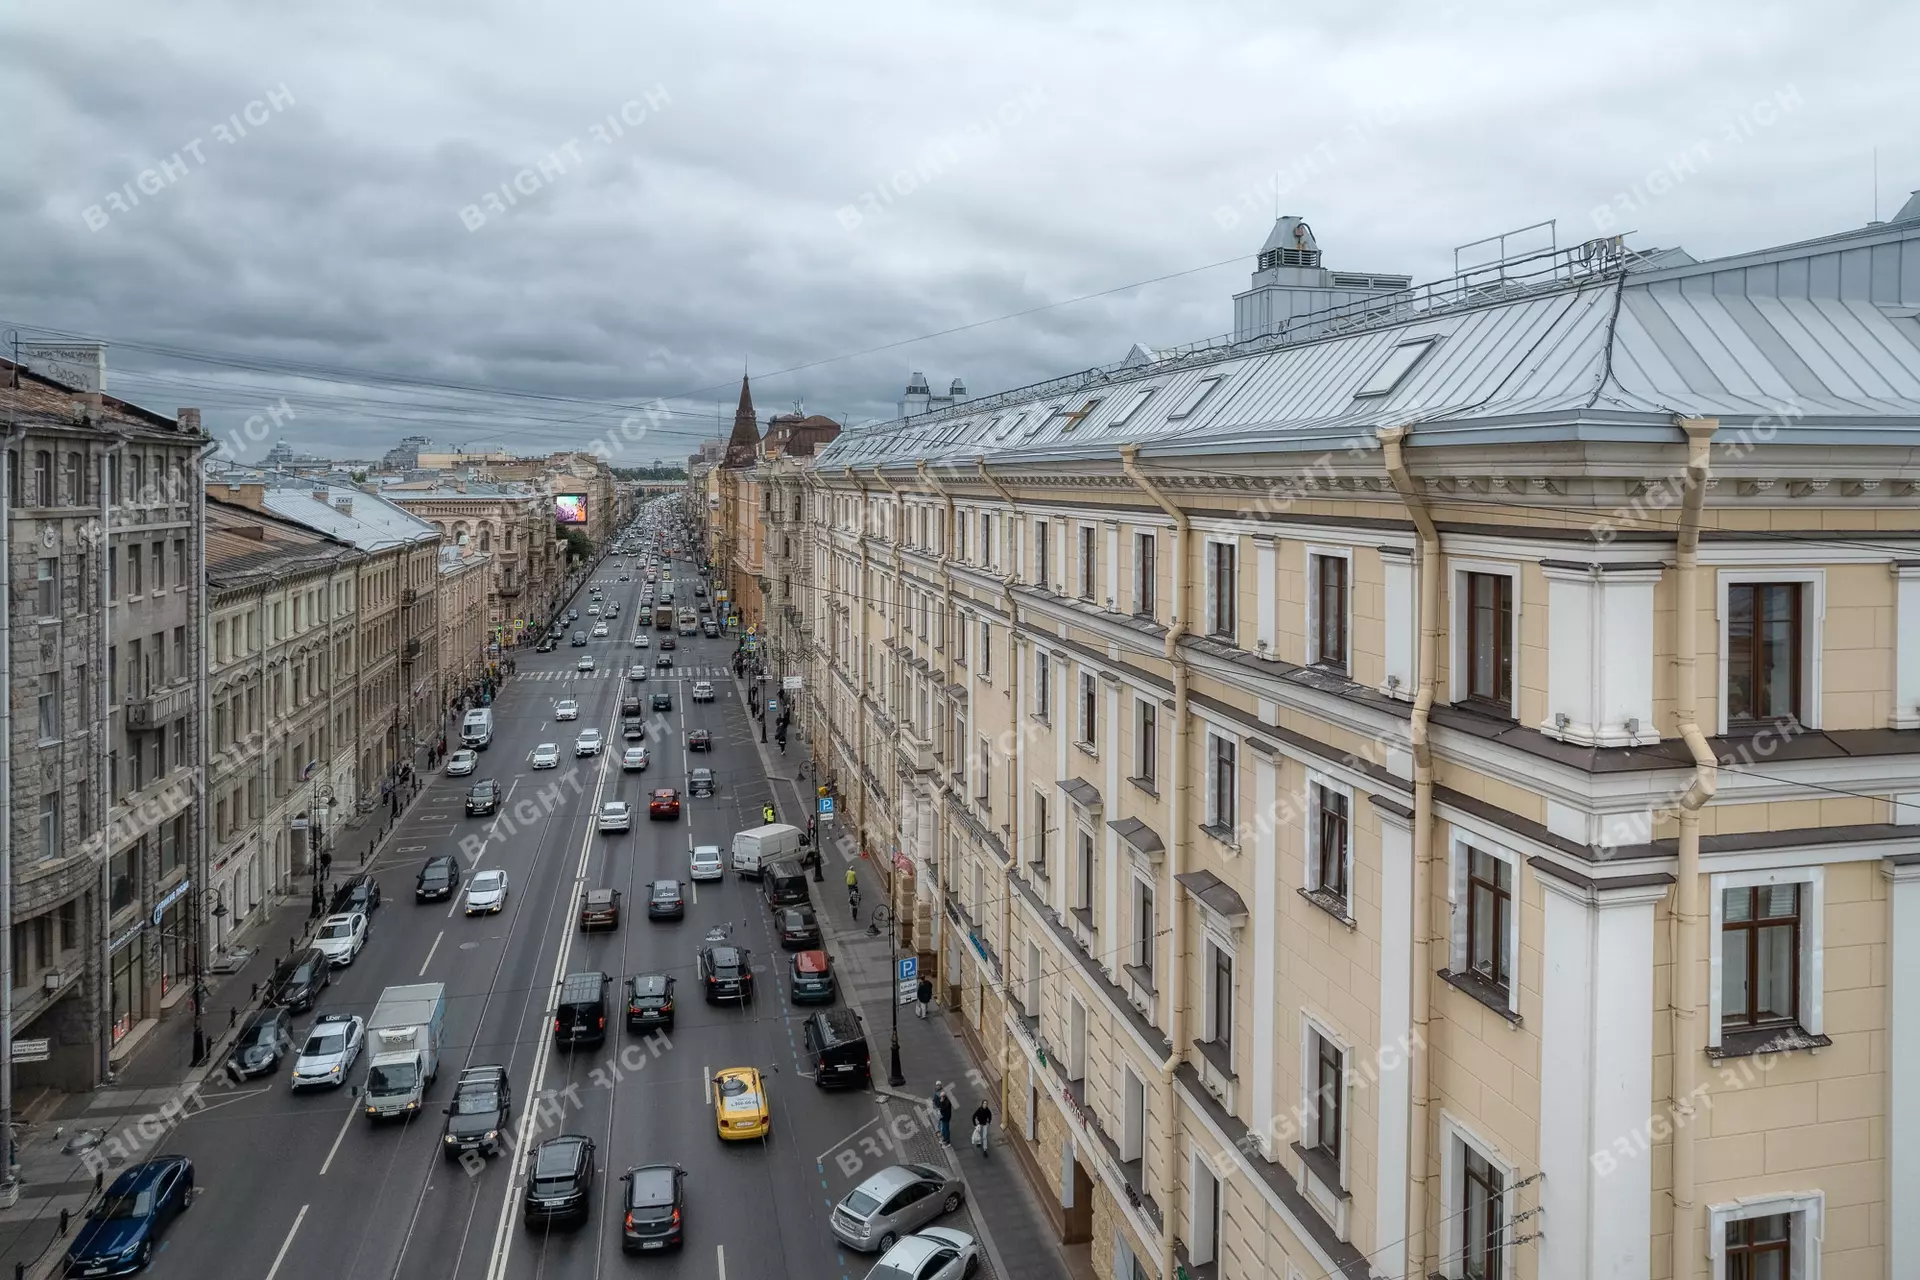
[846,866,860,919]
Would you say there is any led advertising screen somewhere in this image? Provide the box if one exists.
[554,493,588,525]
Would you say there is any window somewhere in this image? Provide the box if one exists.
[1306,1026,1345,1172]
[1726,582,1803,725]
[1133,532,1156,617]
[1354,337,1438,397]
[1078,525,1095,598]
[1443,1126,1509,1280]
[1134,699,1157,785]
[1309,780,1351,909]
[107,546,117,599]
[1034,520,1049,587]
[128,542,143,596]
[1078,671,1097,745]
[1207,540,1236,638]
[1721,884,1800,1033]
[1034,651,1050,719]
[1205,941,1233,1054]
[1132,879,1155,976]
[1108,386,1156,430]
[978,620,992,678]
[1462,571,1514,710]
[1167,376,1223,419]
[1466,849,1513,993]
[1722,1215,1790,1280]
[35,558,57,617]
[151,540,165,591]
[1076,829,1095,912]
[62,451,83,505]
[108,844,135,912]
[37,674,60,743]
[1207,733,1236,832]
[1031,794,1050,880]
[38,792,59,861]
[1310,552,1349,671]
[976,736,991,805]
[32,450,52,506]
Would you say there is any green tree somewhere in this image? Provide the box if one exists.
[561,527,595,563]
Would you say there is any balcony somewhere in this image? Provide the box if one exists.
[401,588,419,606]
[124,684,191,731]
[497,582,522,598]
[402,637,424,662]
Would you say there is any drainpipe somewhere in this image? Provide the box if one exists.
[1119,444,1190,1280]
[1378,425,1439,1277]
[98,434,122,1085]
[1670,417,1719,1280]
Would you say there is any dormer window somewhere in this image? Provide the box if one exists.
[1355,337,1438,398]
[1167,377,1224,420]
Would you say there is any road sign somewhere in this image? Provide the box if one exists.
[898,981,918,1006]
[818,796,836,817]
[10,1038,49,1064]
[782,676,804,692]
[897,956,917,983]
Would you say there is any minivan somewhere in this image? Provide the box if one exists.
[460,707,493,750]
[763,861,810,910]
[802,1008,870,1088]
[553,971,612,1049]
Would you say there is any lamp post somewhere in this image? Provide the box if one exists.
[887,863,905,1087]
[190,890,228,1067]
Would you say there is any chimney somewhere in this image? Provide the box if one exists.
[312,488,334,504]
[948,378,968,405]
[177,408,202,434]
[332,496,353,515]
[233,522,266,541]
[217,482,266,511]
[19,342,107,395]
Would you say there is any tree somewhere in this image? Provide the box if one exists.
[561,527,595,563]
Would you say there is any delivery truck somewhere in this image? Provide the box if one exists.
[731,822,803,879]
[364,982,446,1122]
[460,708,493,750]
[654,603,674,630]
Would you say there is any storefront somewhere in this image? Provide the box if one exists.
[109,924,146,1046]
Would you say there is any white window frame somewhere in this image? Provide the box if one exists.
[1305,545,1353,671]
[1202,935,1236,1049]
[1078,524,1097,598]
[1107,386,1157,430]
[1130,868,1156,974]
[1205,536,1238,640]
[1078,669,1098,748]
[1707,1190,1824,1280]
[1298,1012,1352,1195]
[1446,833,1523,1015]
[1133,696,1157,785]
[1188,1150,1223,1264]
[1449,559,1522,717]
[1707,865,1825,1050]
[1304,770,1354,911]
[1714,568,1825,736]
[1437,1112,1518,1280]
[1034,519,1050,588]
[1167,376,1224,420]
[1204,729,1237,832]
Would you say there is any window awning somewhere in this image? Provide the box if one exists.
[1176,868,1247,924]
[1107,816,1164,860]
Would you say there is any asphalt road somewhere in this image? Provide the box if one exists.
[142,550,914,1280]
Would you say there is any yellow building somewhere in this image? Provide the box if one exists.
[798,207,1920,1280]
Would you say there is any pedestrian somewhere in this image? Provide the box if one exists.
[933,1086,953,1146]
[971,1100,993,1154]
[763,804,776,825]
[915,976,933,1019]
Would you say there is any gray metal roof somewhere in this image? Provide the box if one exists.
[819,217,1920,467]
[255,479,442,551]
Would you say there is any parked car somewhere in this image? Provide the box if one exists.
[790,950,836,1004]
[579,888,622,930]
[228,1006,294,1078]
[625,974,675,1033]
[830,1164,967,1254]
[443,1064,512,1162]
[291,1013,364,1090]
[466,779,501,816]
[618,1163,687,1254]
[416,855,461,902]
[649,788,681,820]
[62,1156,195,1276]
[312,912,369,966]
[702,619,720,638]
[689,767,714,797]
[867,1229,981,1280]
[698,943,753,1004]
[464,869,509,915]
[522,1136,596,1230]
[776,906,822,950]
[268,948,331,1012]
[331,872,381,916]
[535,636,556,653]
[599,801,632,832]
[445,749,478,776]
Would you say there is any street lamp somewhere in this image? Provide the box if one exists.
[886,867,905,1088]
[190,890,228,1067]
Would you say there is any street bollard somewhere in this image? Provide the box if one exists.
[59,1208,69,1235]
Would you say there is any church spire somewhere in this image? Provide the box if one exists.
[723,372,761,468]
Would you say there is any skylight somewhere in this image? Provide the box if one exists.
[1106,387,1157,430]
[1060,398,1102,432]
[1354,337,1438,398]
[997,414,1025,440]
[1166,377,1224,420]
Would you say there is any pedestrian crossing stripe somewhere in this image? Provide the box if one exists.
[516,666,731,681]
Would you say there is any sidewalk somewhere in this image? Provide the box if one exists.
[738,680,1080,1280]
[0,776,437,1280]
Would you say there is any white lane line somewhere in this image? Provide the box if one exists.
[264,1204,309,1280]
[689,880,697,906]
[419,930,443,976]
[702,1063,710,1108]
[814,1113,883,1168]
[318,1099,357,1175]
[717,1244,727,1280]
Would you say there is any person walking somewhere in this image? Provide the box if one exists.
[763,803,776,825]
[971,1100,993,1155]
[933,1086,953,1146]
[915,975,934,1019]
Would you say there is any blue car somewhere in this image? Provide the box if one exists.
[64,1155,194,1275]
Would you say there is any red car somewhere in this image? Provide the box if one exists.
[649,788,681,820]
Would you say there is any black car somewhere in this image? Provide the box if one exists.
[331,872,381,916]
[626,974,675,1032]
[688,767,714,797]
[522,1135,596,1230]
[568,609,579,621]
[535,637,556,653]
[554,970,612,1048]
[694,583,706,597]
[702,620,720,638]
[619,1164,687,1254]
[443,1065,512,1161]
[268,949,330,1013]
[416,855,461,902]
[687,729,712,751]
[659,636,675,651]
[571,630,587,646]
[651,690,672,711]
[803,1008,871,1089]
[647,880,685,920]
[227,1006,293,1078]
[466,779,501,816]
[699,944,753,1004]
[777,906,821,950]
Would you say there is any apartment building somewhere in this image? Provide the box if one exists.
[1,349,209,1089]
[798,200,1920,1280]
[438,545,492,700]
[205,496,363,946]
[383,486,559,645]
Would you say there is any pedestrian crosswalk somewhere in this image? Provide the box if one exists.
[516,665,733,681]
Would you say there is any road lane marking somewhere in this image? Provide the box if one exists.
[717,1244,727,1280]
[419,930,442,975]
[264,1204,308,1280]
[318,1099,357,1175]
[815,1114,882,1168]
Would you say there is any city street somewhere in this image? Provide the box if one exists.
[127,554,990,1280]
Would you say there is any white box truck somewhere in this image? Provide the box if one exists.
[731,823,802,879]
[460,708,493,750]
[364,982,446,1121]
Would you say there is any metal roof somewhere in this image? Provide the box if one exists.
[819,217,1920,467]
[253,478,441,551]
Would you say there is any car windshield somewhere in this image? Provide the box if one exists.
[96,1189,155,1221]
[367,1063,418,1094]
[303,1031,345,1056]
[843,1188,883,1217]
[454,1091,499,1114]
[473,873,504,891]
[319,920,352,939]
[245,1020,280,1046]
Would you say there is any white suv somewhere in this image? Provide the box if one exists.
[575,729,603,756]
[691,681,714,702]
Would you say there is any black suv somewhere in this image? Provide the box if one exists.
[522,1135,595,1230]
[554,971,612,1049]
[619,1164,686,1254]
[227,1006,293,1078]
[268,948,330,1012]
[416,855,461,902]
[803,1008,871,1089]
[688,767,714,798]
[698,944,753,1004]
[650,690,671,711]
[625,974,675,1032]
[443,1065,512,1161]
[331,872,381,916]
[465,779,501,816]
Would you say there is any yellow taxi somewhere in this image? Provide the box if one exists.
[712,1067,770,1141]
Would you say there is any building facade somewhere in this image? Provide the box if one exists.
[2,352,210,1089]
[437,546,492,705]
[382,487,559,647]
[797,204,1920,1280]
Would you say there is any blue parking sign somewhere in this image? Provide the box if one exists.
[818,796,836,817]
[897,956,918,983]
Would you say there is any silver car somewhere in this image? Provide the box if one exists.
[831,1164,966,1253]
[689,845,723,881]
[464,870,509,915]
[622,746,649,772]
[865,1229,980,1280]
[531,743,560,769]
[445,749,478,776]
[290,1014,364,1090]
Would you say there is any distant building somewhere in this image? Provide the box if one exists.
[899,372,968,418]
[382,436,433,470]
[1231,215,1411,340]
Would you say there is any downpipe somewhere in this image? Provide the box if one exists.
[1378,425,1438,1277]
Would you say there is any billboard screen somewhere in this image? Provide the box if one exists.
[554,494,588,525]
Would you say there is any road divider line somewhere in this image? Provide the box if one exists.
[264,1204,308,1280]
[419,930,442,976]
[318,1099,357,1175]
[717,1243,727,1280]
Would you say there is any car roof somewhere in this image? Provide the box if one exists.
[107,1158,185,1194]
[321,912,358,925]
[603,799,628,809]
[584,889,615,903]
[241,1007,285,1031]
[532,1136,587,1174]
[707,944,742,965]
[631,973,670,994]
[472,869,505,882]
[857,1164,929,1197]
[626,1163,677,1202]
[794,949,830,973]
[879,1236,944,1267]
[459,1064,507,1083]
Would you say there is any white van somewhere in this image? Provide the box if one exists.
[730,823,802,879]
[460,708,494,750]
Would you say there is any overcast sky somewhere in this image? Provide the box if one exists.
[5,0,1913,462]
